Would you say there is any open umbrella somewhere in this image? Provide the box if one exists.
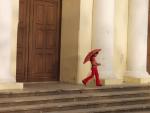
[83,49,101,64]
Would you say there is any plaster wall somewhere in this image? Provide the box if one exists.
[60,0,93,84]
[60,0,80,83]
[11,0,19,80]
[77,0,93,83]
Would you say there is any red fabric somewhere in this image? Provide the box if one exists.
[82,66,102,86]
[90,57,97,67]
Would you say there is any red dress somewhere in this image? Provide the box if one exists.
[82,56,102,86]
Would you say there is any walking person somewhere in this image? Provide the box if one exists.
[82,49,102,86]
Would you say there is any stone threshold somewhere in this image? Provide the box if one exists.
[0,83,23,90]
[124,76,150,84]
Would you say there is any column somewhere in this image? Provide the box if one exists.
[125,0,150,84]
[0,0,14,82]
[92,0,123,85]
[0,0,23,89]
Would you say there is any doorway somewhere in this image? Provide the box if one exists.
[16,0,61,82]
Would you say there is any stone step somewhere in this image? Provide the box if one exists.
[0,89,150,107]
[128,110,150,113]
[1,84,150,112]
[45,103,150,113]
[1,95,150,113]
[48,108,150,113]
[0,84,150,98]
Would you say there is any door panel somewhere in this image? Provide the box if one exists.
[16,0,28,81]
[28,0,59,81]
[17,0,61,82]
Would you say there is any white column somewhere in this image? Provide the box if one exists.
[0,0,14,82]
[0,0,23,89]
[126,0,149,81]
[92,0,115,79]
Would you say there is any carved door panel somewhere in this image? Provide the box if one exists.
[17,0,61,82]
[28,0,60,81]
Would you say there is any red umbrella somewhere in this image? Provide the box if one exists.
[83,49,101,64]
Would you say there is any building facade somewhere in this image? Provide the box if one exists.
[0,0,150,90]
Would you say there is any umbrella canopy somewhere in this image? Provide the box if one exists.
[83,49,101,64]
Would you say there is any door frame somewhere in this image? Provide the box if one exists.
[147,0,150,74]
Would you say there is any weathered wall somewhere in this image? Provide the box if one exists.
[60,0,80,83]
[77,0,93,83]
[11,0,19,81]
[60,0,93,84]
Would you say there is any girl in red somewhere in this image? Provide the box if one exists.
[82,52,102,86]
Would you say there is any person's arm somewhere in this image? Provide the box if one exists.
[91,57,100,66]
[96,63,101,66]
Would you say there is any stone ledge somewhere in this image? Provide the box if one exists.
[124,76,150,84]
[101,79,123,85]
[0,83,23,90]
[84,78,123,86]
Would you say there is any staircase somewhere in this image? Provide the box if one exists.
[0,84,150,113]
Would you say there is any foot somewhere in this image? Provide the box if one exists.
[82,80,87,86]
[96,84,102,86]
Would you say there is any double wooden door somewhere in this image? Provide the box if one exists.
[16,0,61,82]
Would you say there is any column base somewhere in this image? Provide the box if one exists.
[124,71,150,84]
[98,71,123,85]
[0,83,23,90]
[101,78,123,85]
[124,76,150,84]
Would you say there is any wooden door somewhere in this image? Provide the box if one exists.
[147,1,150,73]
[16,0,29,81]
[16,0,61,82]
[28,0,60,81]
